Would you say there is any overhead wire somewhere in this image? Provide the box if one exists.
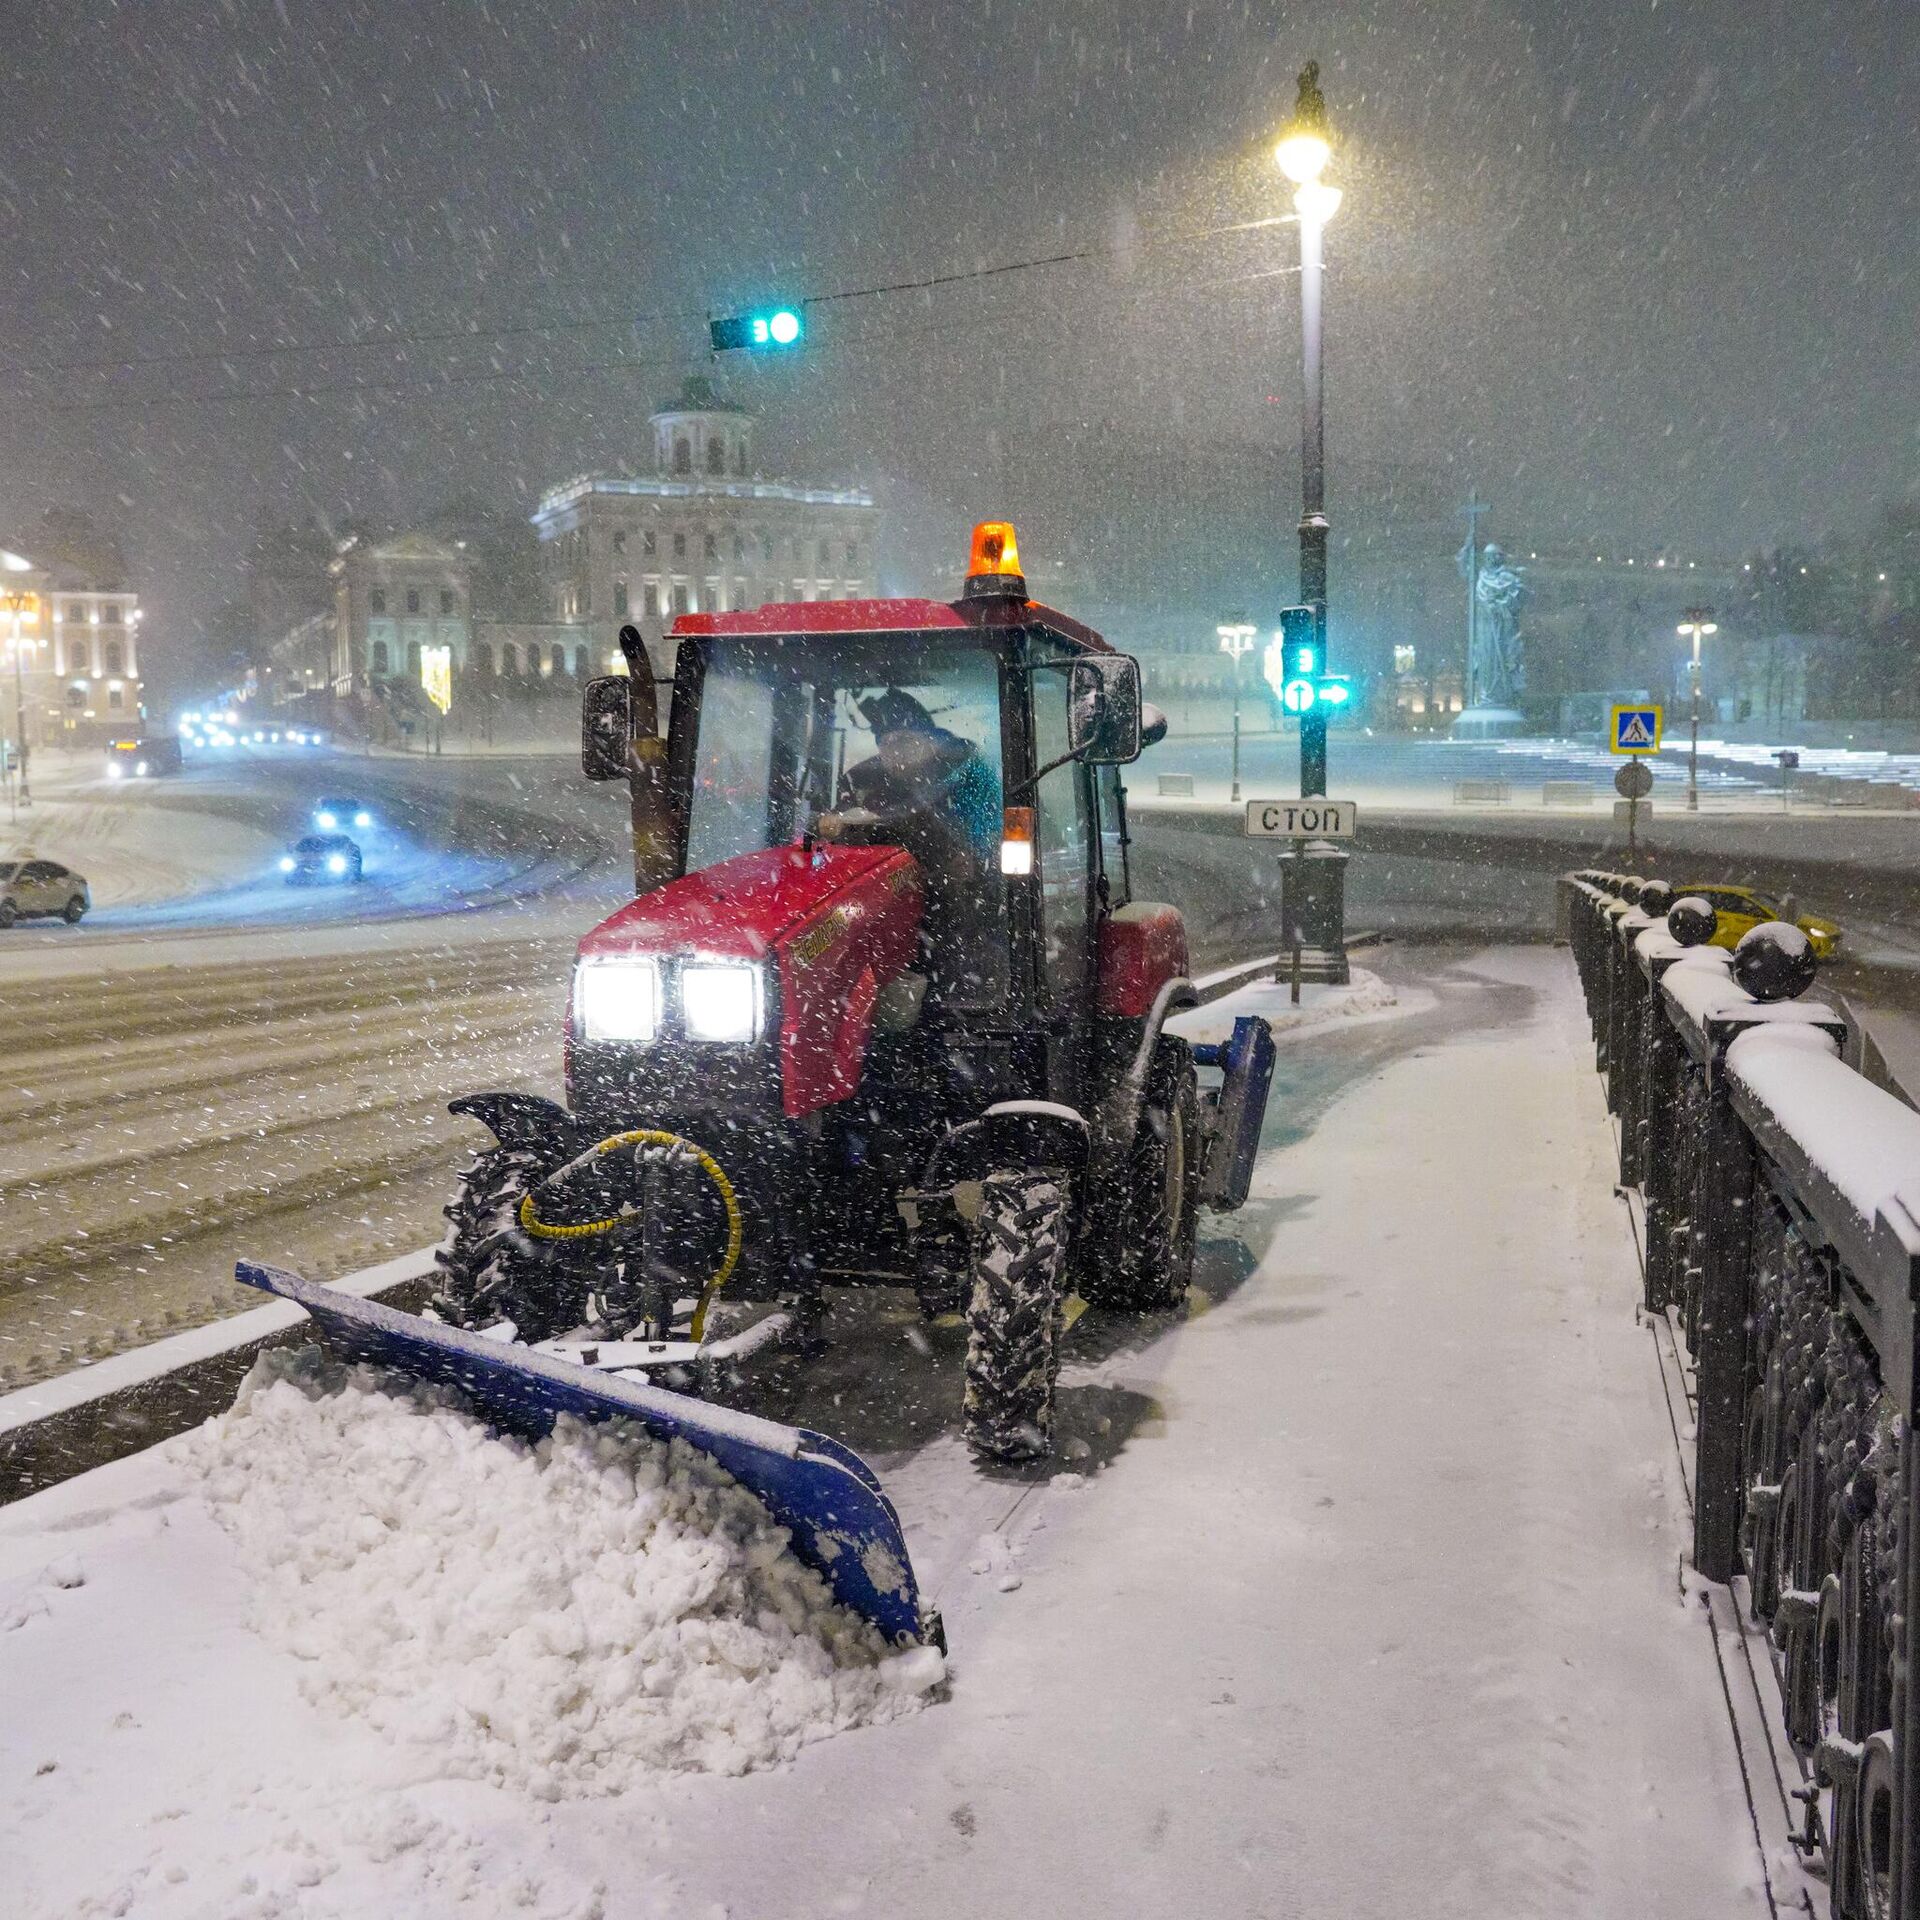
[25,208,1303,410]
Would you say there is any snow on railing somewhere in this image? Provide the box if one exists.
[1564,868,1920,1918]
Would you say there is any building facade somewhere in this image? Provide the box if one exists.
[328,532,476,705]
[532,376,879,671]
[0,545,145,753]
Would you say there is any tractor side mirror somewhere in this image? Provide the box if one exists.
[1068,654,1144,765]
[581,675,632,781]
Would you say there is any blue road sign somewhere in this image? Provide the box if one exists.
[1609,704,1663,754]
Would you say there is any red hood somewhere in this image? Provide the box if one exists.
[578,842,905,963]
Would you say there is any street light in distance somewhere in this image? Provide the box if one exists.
[1217,621,1258,802]
[1677,606,1718,813]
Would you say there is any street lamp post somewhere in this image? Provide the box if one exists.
[1278,62,1341,802]
[2,590,33,814]
[1273,61,1348,981]
[1677,607,1718,813]
[1217,620,1257,802]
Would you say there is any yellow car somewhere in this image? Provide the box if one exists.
[1676,884,1843,960]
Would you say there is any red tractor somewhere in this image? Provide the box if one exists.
[429,522,1274,1462]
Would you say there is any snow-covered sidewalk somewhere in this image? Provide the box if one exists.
[0,947,1768,1918]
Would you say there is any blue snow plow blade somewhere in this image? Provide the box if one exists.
[234,1261,935,1648]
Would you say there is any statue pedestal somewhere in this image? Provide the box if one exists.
[1451,706,1527,741]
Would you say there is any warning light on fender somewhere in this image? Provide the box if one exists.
[1000,805,1036,875]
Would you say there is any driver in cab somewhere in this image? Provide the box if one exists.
[816,686,1000,1000]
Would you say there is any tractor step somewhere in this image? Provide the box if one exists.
[234,1261,937,1648]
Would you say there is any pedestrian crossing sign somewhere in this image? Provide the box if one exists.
[1609,704,1663,754]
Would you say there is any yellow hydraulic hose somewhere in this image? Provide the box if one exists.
[517,1128,743,1342]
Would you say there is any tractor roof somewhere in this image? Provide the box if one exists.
[670,595,1114,654]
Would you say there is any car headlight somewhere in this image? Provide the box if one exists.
[279,856,296,873]
[576,957,661,1044]
[353,811,372,828]
[135,761,149,776]
[106,762,123,779]
[681,962,762,1043]
[315,810,337,829]
[327,853,348,875]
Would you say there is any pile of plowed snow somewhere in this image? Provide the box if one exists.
[197,1349,943,1794]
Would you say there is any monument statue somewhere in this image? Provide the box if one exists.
[1459,540,1528,709]
[1452,504,1530,738]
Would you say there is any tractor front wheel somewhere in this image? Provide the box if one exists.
[963,1169,1070,1464]
[430,1144,585,1343]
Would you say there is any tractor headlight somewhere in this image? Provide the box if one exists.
[681,962,762,1043]
[315,810,337,829]
[576,956,661,1044]
[327,853,348,875]
[353,810,372,828]
[279,856,296,873]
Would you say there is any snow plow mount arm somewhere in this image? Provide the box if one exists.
[448,1091,584,1160]
[1188,1014,1277,1212]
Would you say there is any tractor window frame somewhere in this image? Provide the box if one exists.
[1096,762,1131,906]
[1022,634,1100,1015]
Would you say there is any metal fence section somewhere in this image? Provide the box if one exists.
[1564,868,1920,1920]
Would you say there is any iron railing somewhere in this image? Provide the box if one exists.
[1565,869,1920,1920]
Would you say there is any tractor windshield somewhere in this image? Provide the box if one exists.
[682,635,1009,1004]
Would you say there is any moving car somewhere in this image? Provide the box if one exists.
[280,833,363,885]
[312,796,373,832]
[0,859,91,926]
[1676,882,1843,960]
[105,736,184,778]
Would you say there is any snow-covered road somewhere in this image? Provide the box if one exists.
[0,947,1774,1918]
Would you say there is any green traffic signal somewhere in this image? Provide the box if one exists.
[709,306,805,353]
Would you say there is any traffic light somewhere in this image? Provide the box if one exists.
[709,306,805,353]
[1272,606,1347,712]
[1277,604,1319,674]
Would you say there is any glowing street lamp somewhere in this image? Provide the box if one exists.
[1217,620,1257,801]
[1271,61,1348,980]
[1677,607,1718,813]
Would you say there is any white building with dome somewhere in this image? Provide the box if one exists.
[530,375,879,670]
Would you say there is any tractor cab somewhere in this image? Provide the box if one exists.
[431,522,1274,1467]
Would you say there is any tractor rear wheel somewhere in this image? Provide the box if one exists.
[430,1144,585,1343]
[963,1170,1069,1463]
[1081,1038,1200,1312]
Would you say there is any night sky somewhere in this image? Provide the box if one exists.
[0,0,1912,690]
